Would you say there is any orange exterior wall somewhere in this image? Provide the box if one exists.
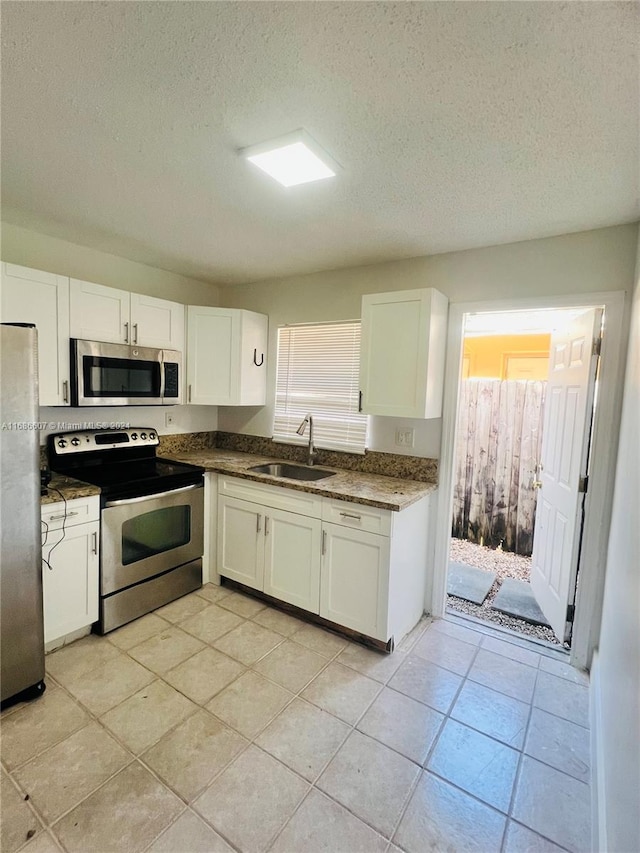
[462,334,551,380]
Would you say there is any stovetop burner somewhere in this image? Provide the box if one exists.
[47,428,204,500]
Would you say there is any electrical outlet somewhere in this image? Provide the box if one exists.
[395,428,415,448]
[165,412,175,427]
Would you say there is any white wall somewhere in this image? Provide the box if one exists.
[217,224,638,455]
[38,405,217,445]
[1,222,221,305]
[1,222,221,440]
[592,226,640,853]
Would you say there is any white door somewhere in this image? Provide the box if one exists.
[263,508,321,613]
[530,308,602,641]
[186,306,237,405]
[217,496,264,590]
[0,263,70,406]
[320,522,390,641]
[42,521,99,644]
[69,279,130,343]
[130,293,185,351]
[359,288,448,418]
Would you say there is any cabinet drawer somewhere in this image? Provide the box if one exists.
[41,496,99,532]
[322,498,391,536]
[218,476,322,518]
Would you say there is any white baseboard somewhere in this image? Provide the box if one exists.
[589,650,607,853]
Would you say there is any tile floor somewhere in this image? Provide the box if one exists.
[1,586,592,853]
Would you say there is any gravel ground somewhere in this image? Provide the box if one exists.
[448,538,562,645]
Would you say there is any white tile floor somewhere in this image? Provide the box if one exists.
[1,586,591,853]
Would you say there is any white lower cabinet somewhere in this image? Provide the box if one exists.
[217,476,430,645]
[41,497,99,648]
[263,508,321,613]
[217,493,322,613]
[218,496,264,591]
[320,523,389,639]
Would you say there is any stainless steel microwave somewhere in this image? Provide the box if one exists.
[70,339,182,406]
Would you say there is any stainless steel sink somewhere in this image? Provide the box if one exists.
[248,463,336,482]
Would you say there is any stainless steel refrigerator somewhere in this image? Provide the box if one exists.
[0,323,46,705]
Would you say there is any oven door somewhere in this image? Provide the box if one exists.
[72,339,165,406]
[101,483,204,595]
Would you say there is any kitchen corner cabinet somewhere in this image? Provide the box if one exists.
[70,279,185,350]
[217,476,430,646]
[186,306,268,406]
[360,287,448,418]
[41,496,99,648]
[0,262,70,406]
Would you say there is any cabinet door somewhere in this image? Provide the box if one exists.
[69,279,130,343]
[42,521,99,644]
[187,306,238,405]
[320,522,390,641]
[360,288,448,418]
[0,263,70,406]
[130,293,185,351]
[217,496,263,590]
[263,508,322,613]
[238,310,268,405]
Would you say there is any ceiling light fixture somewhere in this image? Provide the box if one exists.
[240,129,339,188]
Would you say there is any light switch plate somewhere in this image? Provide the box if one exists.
[165,412,175,427]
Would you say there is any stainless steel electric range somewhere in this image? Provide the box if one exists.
[48,428,205,633]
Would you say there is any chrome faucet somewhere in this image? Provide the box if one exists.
[296,414,317,466]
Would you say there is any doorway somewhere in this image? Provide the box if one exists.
[432,291,627,670]
[446,307,602,647]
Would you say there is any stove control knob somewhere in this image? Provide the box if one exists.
[57,438,67,448]
[131,432,138,440]
[70,437,80,447]
[140,432,147,440]
[149,432,156,440]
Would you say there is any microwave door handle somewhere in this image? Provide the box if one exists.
[159,354,166,401]
[105,483,201,507]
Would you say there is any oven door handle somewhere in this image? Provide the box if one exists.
[105,483,202,507]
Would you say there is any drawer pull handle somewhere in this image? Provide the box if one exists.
[188,384,192,403]
[62,380,69,403]
[340,512,362,521]
[264,516,269,535]
[256,513,262,533]
[322,530,327,555]
[124,322,129,343]
[92,531,98,554]
[133,323,138,344]
[47,511,79,521]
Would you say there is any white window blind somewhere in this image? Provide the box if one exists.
[274,321,368,454]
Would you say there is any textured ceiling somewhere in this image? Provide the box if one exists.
[1,1,638,285]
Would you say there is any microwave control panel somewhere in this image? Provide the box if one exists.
[49,428,159,456]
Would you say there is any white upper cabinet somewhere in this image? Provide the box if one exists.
[359,287,448,418]
[70,279,130,344]
[129,293,184,351]
[187,306,267,406]
[0,263,70,406]
[70,279,184,350]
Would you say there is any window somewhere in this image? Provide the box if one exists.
[274,321,368,454]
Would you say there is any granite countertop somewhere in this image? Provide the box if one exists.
[41,474,101,506]
[161,448,437,511]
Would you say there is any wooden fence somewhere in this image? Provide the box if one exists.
[452,379,545,556]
